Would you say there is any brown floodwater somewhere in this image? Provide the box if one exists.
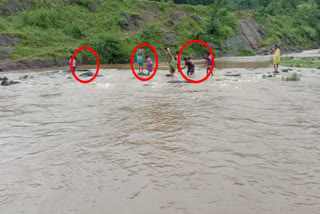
[0,51,320,214]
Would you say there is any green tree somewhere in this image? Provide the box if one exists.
[206,0,238,40]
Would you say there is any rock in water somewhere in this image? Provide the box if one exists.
[225,73,241,77]
[0,76,8,81]
[317,67,320,69]
[167,80,189,84]
[19,75,28,80]
[282,69,289,72]
[1,78,20,86]
[138,73,149,77]
[262,73,273,78]
[1,80,9,86]
[63,69,71,73]
[80,71,94,77]
[9,80,20,85]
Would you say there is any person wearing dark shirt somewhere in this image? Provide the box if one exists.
[183,57,195,75]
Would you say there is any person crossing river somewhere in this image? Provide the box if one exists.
[165,47,177,76]
[137,47,145,74]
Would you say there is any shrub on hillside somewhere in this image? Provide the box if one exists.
[84,35,130,64]
[64,23,86,39]
[237,48,256,56]
[23,7,62,29]
[139,24,163,46]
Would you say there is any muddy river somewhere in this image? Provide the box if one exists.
[0,50,320,214]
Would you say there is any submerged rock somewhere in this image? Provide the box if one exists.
[1,76,20,86]
[19,75,28,80]
[137,73,149,77]
[263,74,273,78]
[225,73,241,77]
[80,71,94,77]
[167,80,189,84]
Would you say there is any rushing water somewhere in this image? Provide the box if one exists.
[1,53,320,214]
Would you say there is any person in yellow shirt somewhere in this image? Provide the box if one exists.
[271,45,281,73]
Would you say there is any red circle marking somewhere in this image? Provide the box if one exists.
[130,43,159,82]
[177,40,215,84]
[71,46,100,84]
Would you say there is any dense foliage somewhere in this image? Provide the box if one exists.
[149,0,214,5]
[0,0,319,63]
[251,0,320,49]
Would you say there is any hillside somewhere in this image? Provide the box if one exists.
[0,0,319,71]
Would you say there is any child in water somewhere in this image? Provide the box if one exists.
[146,55,153,76]
[69,56,77,72]
[204,51,213,77]
[187,57,195,74]
[183,57,195,75]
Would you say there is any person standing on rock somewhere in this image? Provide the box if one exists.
[271,45,281,73]
[204,51,213,77]
[165,47,177,76]
[137,47,145,74]
[69,56,77,72]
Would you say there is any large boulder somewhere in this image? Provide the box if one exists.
[239,19,267,51]
[0,0,34,16]
[0,34,20,61]
[222,34,251,56]
[0,34,20,46]
[0,76,20,86]
[80,71,94,77]
[191,15,201,23]
[169,13,186,25]
[0,59,57,72]
[89,3,101,12]
[163,33,177,45]
[119,13,142,31]
[141,5,159,22]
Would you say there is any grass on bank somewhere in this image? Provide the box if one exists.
[280,57,320,68]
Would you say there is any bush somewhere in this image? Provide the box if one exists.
[64,23,86,39]
[83,34,130,64]
[139,24,163,46]
[23,7,63,29]
[207,8,238,41]
[237,48,256,56]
